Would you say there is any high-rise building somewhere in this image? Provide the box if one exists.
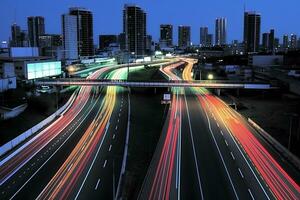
[207,34,213,47]
[268,29,275,52]
[200,27,208,47]
[69,7,94,57]
[123,4,147,56]
[27,16,45,47]
[290,34,297,49]
[283,35,289,49]
[274,38,279,50]
[160,24,173,47]
[262,33,269,51]
[99,35,118,50]
[243,12,261,53]
[178,26,191,49]
[215,18,227,46]
[62,14,78,60]
[10,23,22,47]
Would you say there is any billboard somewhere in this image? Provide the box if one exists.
[26,61,62,79]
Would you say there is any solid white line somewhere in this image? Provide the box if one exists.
[94,179,100,190]
[116,92,131,199]
[9,95,100,199]
[1,89,95,185]
[74,122,110,200]
[238,168,244,178]
[183,94,204,200]
[213,103,271,200]
[203,104,239,200]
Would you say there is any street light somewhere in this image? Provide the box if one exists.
[208,74,214,80]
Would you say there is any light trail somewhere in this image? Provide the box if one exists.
[182,59,300,200]
[36,68,128,200]
[0,67,111,186]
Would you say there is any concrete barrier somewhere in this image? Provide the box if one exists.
[0,92,77,157]
[248,118,300,170]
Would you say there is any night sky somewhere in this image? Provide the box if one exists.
[1,0,299,45]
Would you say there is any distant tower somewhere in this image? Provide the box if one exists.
[62,14,78,60]
[27,16,45,47]
[243,12,261,53]
[215,18,227,46]
[283,35,289,49]
[160,24,173,47]
[290,34,298,49]
[123,4,147,56]
[178,25,191,49]
[200,27,208,47]
[10,23,22,47]
[69,7,94,57]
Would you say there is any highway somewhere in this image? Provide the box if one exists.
[139,59,300,200]
[0,63,149,199]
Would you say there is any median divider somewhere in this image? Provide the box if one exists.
[248,118,300,171]
[0,91,77,157]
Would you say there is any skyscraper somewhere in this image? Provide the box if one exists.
[200,27,208,47]
[283,35,289,49]
[27,16,45,47]
[160,24,173,47]
[207,34,213,47]
[290,34,298,49]
[123,4,147,56]
[215,18,227,46]
[244,12,261,53]
[262,33,269,51]
[10,23,22,47]
[178,26,191,49]
[62,14,78,60]
[69,7,94,57]
[268,29,275,52]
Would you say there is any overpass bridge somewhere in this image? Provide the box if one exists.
[35,79,277,89]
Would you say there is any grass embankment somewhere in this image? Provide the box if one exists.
[122,66,169,199]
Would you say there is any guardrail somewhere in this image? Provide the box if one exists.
[0,91,77,157]
[248,118,300,171]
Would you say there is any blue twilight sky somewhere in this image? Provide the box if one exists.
[1,0,299,45]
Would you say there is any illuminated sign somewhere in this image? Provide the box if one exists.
[27,61,62,79]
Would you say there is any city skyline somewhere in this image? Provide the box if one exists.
[1,0,300,45]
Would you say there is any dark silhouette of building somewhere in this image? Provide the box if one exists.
[99,35,118,50]
[268,29,275,52]
[69,7,94,57]
[27,16,45,47]
[123,4,146,56]
[178,26,191,49]
[215,18,227,45]
[160,24,173,47]
[10,23,22,47]
[243,12,261,53]
[39,34,62,57]
[262,32,269,51]
[200,27,208,47]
